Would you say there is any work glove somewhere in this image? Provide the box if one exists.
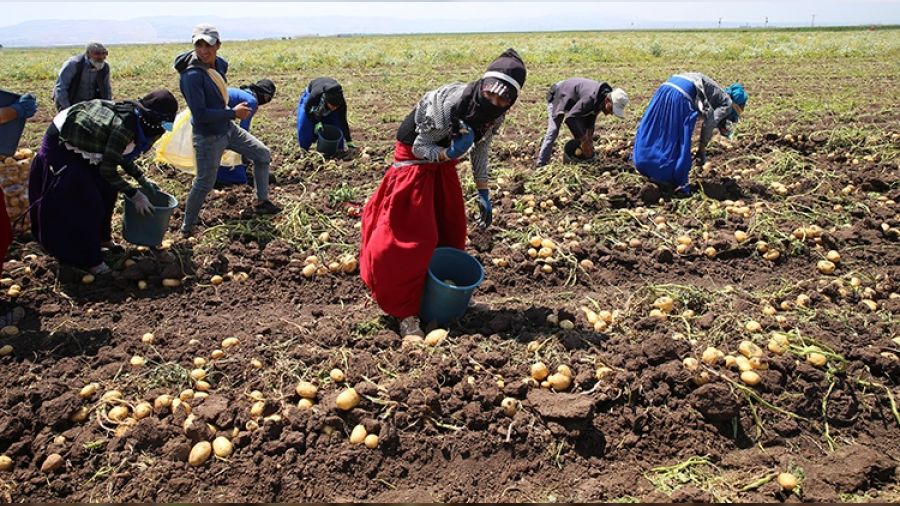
[476,188,492,229]
[11,93,37,119]
[719,120,735,139]
[346,141,357,149]
[139,178,161,195]
[132,190,154,216]
[314,122,324,135]
[446,123,475,159]
[694,151,707,167]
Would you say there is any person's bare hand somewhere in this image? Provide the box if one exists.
[234,102,252,120]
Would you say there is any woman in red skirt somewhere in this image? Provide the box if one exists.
[360,48,527,337]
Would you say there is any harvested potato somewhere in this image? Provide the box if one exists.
[212,436,233,458]
[807,352,827,367]
[501,397,519,416]
[530,362,549,381]
[133,402,152,420]
[424,328,447,346]
[107,405,129,422]
[350,424,367,444]
[364,434,379,449]
[295,381,317,399]
[79,383,99,398]
[188,441,212,467]
[547,372,571,391]
[329,368,345,382]
[162,278,181,288]
[777,472,798,491]
[0,455,12,472]
[41,453,64,472]
[817,260,836,275]
[335,388,360,411]
[154,394,173,411]
[740,370,761,386]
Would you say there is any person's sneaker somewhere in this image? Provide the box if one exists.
[399,316,424,338]
[254,200,282,215]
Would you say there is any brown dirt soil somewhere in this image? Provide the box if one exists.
[1,82,899,502]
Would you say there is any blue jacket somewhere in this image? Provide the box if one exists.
[227,87,258,131]
[173,51,234,136]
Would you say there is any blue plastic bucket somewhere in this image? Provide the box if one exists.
[316,124,343,157]
[0,89,26,156]
[419,247,485,326]
[122,190,178,247]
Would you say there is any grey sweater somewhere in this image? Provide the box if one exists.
[678,72,733,150]
[410,83,503,184]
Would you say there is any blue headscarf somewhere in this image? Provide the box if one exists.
[723,83,747,124]
[725,83,748,107]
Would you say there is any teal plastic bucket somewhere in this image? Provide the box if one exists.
[122,190,178,247]
[0,89,26,156]
[419,247,484,326]
[316,124,343,157]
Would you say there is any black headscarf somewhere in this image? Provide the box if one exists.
[242,79,277,105]
[115,88,177,139]
[451,48,527,141]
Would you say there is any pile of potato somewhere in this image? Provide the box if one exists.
[1,148,33,234]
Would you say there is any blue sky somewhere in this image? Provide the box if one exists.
[2,1,898,28]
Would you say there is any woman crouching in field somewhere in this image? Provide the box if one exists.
[632,73,747,195]
[28,90,177,274]
[360,48,527,338]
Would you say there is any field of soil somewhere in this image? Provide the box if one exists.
[0,29,898,502]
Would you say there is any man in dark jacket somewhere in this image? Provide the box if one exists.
[52,42,112,111]
[536,78,628,167]
[174,24,281,237]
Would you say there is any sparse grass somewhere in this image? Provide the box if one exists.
[644,455,720,496]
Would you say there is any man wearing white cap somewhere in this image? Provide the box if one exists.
[536,78,628,167]
[52,42,112,111]
[173,24,281,237]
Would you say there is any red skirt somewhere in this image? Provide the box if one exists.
[360,141,467,318]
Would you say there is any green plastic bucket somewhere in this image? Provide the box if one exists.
[122,190,178,247]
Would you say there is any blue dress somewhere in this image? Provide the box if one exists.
[216,87,257,185]
[632,75,700,190]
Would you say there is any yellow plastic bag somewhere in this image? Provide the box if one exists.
[154,110,241,174]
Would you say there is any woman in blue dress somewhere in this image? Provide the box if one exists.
[632,73,747,194]
[215,79,276,186]
[295,77,354,156]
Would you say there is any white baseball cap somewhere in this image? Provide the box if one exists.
[192,24,220,45]
[610,88,628,118]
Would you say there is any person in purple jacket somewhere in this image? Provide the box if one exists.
[215,79,277,186]
[174,24,280,238]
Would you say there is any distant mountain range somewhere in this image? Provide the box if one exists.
[0,15,825,48]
